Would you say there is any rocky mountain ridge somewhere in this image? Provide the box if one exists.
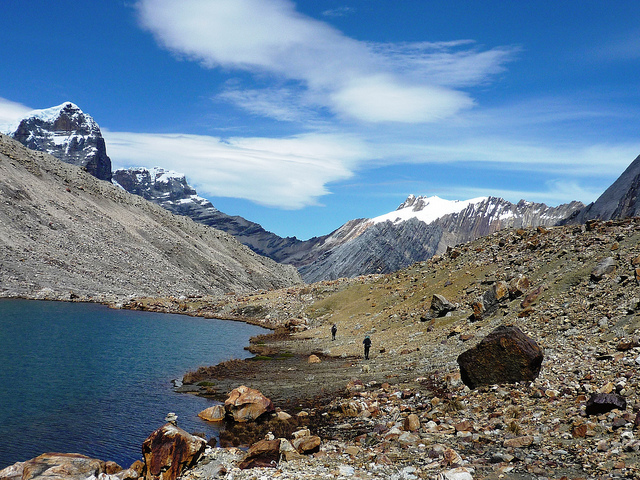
[563,153,640,224]
[7,102,112,181]
[0,133,301,301]
[297,195,584,282]
[111,167,326,265]
[113,167,584,282]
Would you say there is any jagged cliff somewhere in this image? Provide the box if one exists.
[0,134,301,301]
[562,154,640,224]
[8,102,113,181]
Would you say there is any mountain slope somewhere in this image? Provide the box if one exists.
[111,168,583,282]
[299,196,583,282]
[8,102,113,181]
[563,153,640,223]
[0,134,301,301]
[112,167,327,263]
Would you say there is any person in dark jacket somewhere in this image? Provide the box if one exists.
[331,323,337,341]
[363,335,371,360]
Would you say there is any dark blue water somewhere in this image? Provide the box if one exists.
[0,299,268,469]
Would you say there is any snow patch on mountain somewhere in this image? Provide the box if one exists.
[373,195,488,225]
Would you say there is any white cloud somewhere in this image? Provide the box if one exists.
[373,136,640,177]
[0,98,32,133]
[217,86,316,122]
[330,75,474,123]
[104,130,370,209]
[136,0,514,123]
[369,41,519,88]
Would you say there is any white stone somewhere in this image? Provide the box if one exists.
[338,465,355,476]
[437,467,474,480]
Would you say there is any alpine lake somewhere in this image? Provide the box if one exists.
[0,298,268,469]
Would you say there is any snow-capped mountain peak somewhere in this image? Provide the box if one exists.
[8,102,112,181]
[373,195,488,225]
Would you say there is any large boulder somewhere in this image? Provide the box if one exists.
[0,453,107,480]
[457,325,544,389]
[430,294,457,317]
[237,439,281,469]
[198,404,226,422]
[224,385,275,423]
[141,423,206,480]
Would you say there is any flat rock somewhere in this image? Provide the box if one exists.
[585,393,627,416]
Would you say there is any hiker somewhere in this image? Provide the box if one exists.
[363,335,371,360]
[331,323,337,340]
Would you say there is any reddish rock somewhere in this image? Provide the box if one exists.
[292,435,321,454]
[198,404,226,422]
[572,424,588,438]
[520,285,544,308]
[238,439,281,469]
[142,423,206,480]
[224,385,275,422]
[457,325,544,389]
[471,300,484,321]
[404,414,420,432]
[503,435,534,448]
[1,453,106,480]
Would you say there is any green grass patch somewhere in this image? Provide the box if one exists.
[249,355,272,361]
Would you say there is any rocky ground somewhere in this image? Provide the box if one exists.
[127,218,640,479]
[4,218,640,480]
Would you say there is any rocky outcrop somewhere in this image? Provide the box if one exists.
[0,133,301,301]
[9,102,112,181]
[429,294,457,317]
[224,386,275,423]
[0,453,109,480]
[457,325,544,389]
[141,424,205,480]
[563,153,640,223]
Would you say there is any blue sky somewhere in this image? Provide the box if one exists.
[1,1,639,240]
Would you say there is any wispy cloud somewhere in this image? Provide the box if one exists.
[104,130,370,208]
[135,0,515,123]
[0,98,32,133]
[322,6,355,18]
[216,86,317,123]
